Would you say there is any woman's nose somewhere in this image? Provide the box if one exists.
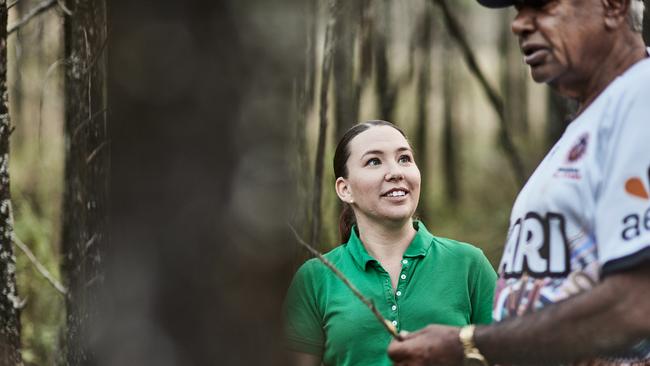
[385,167,404,181]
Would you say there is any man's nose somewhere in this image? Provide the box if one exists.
[512,7,535,37]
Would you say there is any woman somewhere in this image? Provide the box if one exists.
[284,120,496,366]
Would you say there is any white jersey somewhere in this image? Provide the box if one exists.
[494,50,650,364]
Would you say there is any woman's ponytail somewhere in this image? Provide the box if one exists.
[338,203,356,243]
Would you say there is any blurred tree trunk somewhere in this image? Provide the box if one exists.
[442,34,460,205]
[292,0,317,263]
[499,9,529,138]
[414,2,433,221]
[102,0,305,364]
[0,2,23,364]
[311,1,336,249]
[374,0,395,122]
[333,1,360,140]
[61,0,108,364]
[643,0,650,45]
[546,90,576,148]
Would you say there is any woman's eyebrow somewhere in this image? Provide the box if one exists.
[361,146,411,159]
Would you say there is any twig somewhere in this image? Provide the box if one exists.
[8,0,22,10]
[431,0,527,188]
[289,223,403,341]
[12,234,67,295]
[8,0,57,35]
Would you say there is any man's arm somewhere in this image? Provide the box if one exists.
[388,264,650,365]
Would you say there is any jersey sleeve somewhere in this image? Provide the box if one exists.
[596,81,650,277]
[283,260,325,356]
[469,250,497,325]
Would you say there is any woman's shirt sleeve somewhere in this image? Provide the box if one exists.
[283,260,326,356]
[469,251,497,325]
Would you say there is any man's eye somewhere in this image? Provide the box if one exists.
[398,155,412,164]
[366,158,381,166]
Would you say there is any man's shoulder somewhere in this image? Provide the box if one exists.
[618,55,650,94]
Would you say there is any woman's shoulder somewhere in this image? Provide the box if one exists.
[429,235,488,261]
[295,244,348,275]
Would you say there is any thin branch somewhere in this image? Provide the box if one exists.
[12,234,67,295]
[289,223,403,341]
[8,0,22,10]
[8,0,56,35]
[431,0,527,188]
[85,140,109,164]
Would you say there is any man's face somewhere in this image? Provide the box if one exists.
[512,0,608,88]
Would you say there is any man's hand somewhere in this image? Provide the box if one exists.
[387,324,464,366]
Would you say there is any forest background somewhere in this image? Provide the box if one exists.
[2,0,649,365]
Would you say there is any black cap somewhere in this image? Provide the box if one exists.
[477,0,515,8]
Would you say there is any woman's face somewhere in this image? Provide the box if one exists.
[336,126,421,226]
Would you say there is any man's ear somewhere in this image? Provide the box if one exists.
[602,0,630,29]
[335,177,353,203]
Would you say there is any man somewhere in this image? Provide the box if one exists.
[388,0,650,365]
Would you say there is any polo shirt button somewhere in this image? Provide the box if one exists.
[392,320,398,326]
[391,305,397,311]
[396,291,402,296]
[400,274,406,280]
[402,259,408,265]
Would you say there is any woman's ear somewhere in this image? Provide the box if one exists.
[335,177,354,203]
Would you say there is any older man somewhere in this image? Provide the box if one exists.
[388,0,650,365]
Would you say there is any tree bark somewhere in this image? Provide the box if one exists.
[0,1,23,364]
[499,8,529,138]
[442,34,460,205]
[61,0,108,364]
[546,89,576,148]
[311,1,336,249]
[414,2,433,221]
[643,0,650,45]
[374,0,395,122]
[333,1,360,140]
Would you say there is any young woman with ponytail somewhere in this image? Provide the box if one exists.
[284,120,496,366]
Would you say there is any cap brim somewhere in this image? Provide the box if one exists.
[477,0,515,8]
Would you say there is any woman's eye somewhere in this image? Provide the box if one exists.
[398,155,412,164]
[366,158,381,166]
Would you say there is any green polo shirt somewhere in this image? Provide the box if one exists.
[284,221,497,366]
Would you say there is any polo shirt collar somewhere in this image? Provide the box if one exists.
[346,220,434,271]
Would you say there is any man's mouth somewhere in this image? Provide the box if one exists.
[521,43,549,66]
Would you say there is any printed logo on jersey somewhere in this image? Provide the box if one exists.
[621,167,650,241]
[567,133,589,163]
[499,212,571,278]
[553,134,589,180]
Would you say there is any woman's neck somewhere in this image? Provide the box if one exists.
[356,218,417,263]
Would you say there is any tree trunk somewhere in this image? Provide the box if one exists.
[333,1,360,140]
[643,0,650,45]
[546,89,577,148]
[61,0,108,364]
[311,1,336,249]
[414,2,433,221]
[442,34,460,205]
[500,8,529,138]
[100,0,305,364]
[374,0,395,122]
[0,2,23,364]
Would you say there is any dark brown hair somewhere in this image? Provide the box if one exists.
[333,120,407,242]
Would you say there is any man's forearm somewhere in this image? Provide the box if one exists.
[475,266,650,365]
